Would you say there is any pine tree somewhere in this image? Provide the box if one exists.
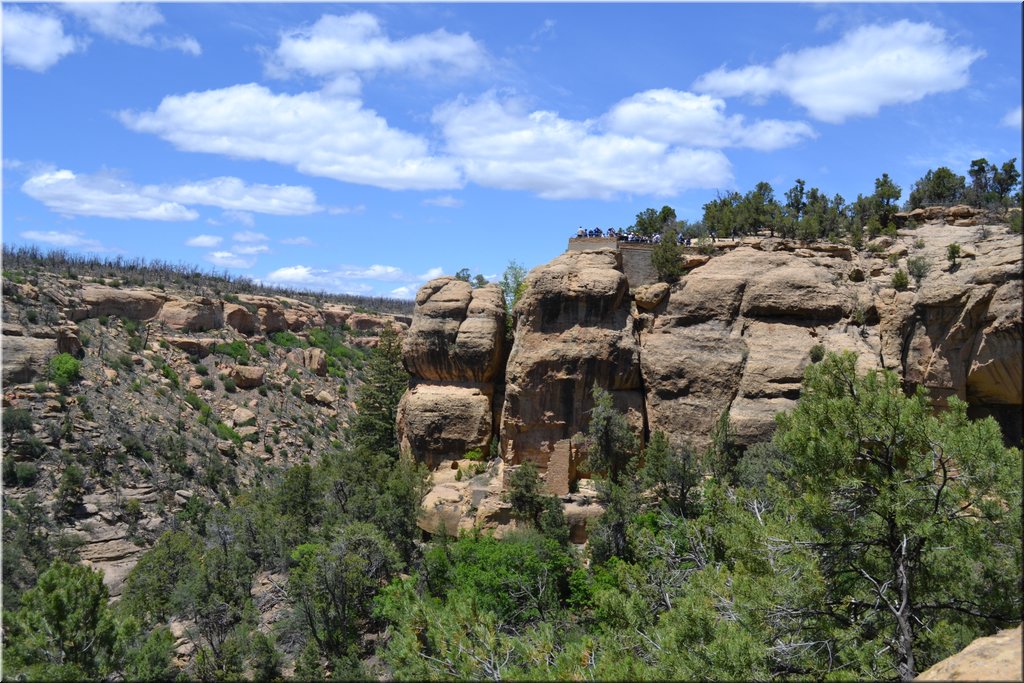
[347,326,409,460]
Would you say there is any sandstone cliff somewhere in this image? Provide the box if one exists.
[399,215,1022,536]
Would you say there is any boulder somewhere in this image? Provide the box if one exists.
[230,365,265,389]
[398,382,494,467]
[157,297,223,332]
[322,304,354,327]
[164,336,218,358]
[402,278,506,383]
[232,407,256,427]
[81,284,166,320]
[634,282,670,311]
[2,335,55,383]
[224,303,258,335]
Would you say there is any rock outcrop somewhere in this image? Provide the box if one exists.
[397,278,506,466]
[500,249,644,495]
[915,625,1022,681]
[400,218,1023,536]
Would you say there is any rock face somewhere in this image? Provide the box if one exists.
[157,297,224,332]
[400,219,1023,535]
[500,249,643,495]
[915,625,1022,681]
[397,278,507,466]
[401,278,506,383]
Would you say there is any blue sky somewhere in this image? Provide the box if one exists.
[3,2,1021,298]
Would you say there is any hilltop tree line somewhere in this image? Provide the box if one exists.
[631,159,1021,281]
[1,245,415,315]
[4,319,1020,681]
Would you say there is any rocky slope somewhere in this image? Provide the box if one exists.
[2,268,408,597]
[400,210,1022,537]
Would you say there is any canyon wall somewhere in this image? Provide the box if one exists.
[399,216,1022,533]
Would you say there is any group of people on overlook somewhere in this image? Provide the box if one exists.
[573,226,698,246]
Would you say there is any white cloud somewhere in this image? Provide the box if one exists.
[266,265,318,283]
[223,210,255,227]
[21,168,321,220]
[160,177,321,215]
[281,236,315,246]
[693,21,984,123]
[234,244,270,255]
[20,230,105,251]
[3,7,83,72]
[1001,105,1022,130]
[422,195,464,208]
[62,3,200,55]
[605,89,815,151]
[232,230,269,243]
[418,266,445,280]
[265,261,444,296]
[185,234,223,247]
[328,204,366,215]
[434,93,733,199]
[268,12,485,87]
[22,169,198,221]
[120,84,462,191]
[206,251,255,269]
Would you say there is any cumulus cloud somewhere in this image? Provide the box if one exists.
[20,230,107,251]
[434,93,734,199]
[265,262,444,296]
[234,244,270,255]
[693,20,984,123]
[185,234,223,247]
[3,7,83,72]
[120,84,463,191]
[206,251,255,269]
[21,168,321,220]
[162,177,321,215]
[422,195,464,208]
[22,169,198,221]
[62,3,200,55]
[232,230,269,243]
[1001,105,1022,130]
[605,89,815,151]
[268,12,485,88]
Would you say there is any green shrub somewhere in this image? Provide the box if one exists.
[1009,210,1022,234]
[907,256,930,287]
[201,377,215,391]
[194,363,209,376]
[161,364,180,388]
[946,242,962,266]
[48,353,81,388]
[25,309,38,324]
[4,408,33,433]
[213,422,242,446]
[254,342,270,358]
[465,449,484,461]
[892,268,910,291]
[214,341,250,365]
[222,377,237,393]
[270,331,306,349]
[809,344,826,363]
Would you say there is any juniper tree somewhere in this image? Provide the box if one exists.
[774,352,1022,680]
